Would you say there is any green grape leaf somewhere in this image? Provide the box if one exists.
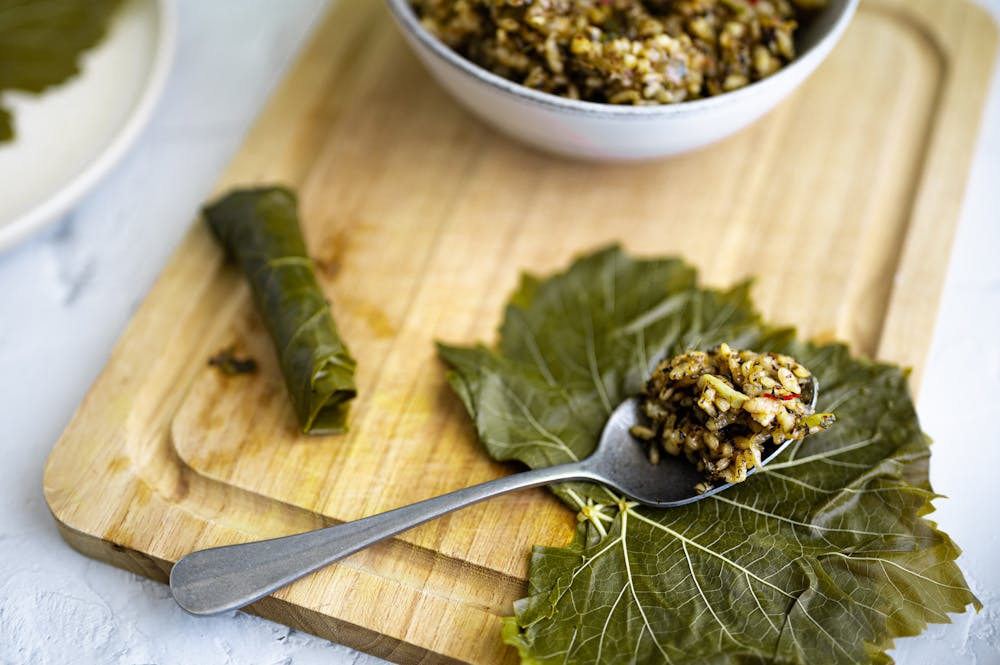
[0,0,123,141]
[438,246,979,664]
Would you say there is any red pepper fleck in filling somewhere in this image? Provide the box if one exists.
[764,392,801,401]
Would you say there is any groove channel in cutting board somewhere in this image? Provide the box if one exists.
[43,0,997,662]
[174,1,943,580]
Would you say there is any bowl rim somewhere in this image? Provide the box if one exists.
[384,0,860,118]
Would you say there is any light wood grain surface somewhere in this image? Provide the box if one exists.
[43,0,997,663]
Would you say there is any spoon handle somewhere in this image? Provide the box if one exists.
[170,461,597,615]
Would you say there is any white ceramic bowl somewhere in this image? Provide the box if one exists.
[385,0,858,161]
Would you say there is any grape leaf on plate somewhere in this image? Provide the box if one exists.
[0,0,122,141]
[438,246,979,664]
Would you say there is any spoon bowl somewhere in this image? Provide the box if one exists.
[589,375,817,506]
[171,379,818,615]
[579,396,709,506]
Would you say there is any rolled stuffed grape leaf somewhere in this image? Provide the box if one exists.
[437,246,979,664]
[204,186,356,434]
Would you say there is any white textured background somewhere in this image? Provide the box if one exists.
[1,1,998,663]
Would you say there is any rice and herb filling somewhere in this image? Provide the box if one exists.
[411,0,827,104]
[631,343,834,490]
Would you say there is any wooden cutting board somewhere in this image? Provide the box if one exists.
[43,0,996,663]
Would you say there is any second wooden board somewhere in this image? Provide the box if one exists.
[173,0,986,583]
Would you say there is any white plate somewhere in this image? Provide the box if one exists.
[0,0,176,251]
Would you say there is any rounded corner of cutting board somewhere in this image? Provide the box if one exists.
[42,445,174,585]
[964,0,1000,42]
[42,434,93,534]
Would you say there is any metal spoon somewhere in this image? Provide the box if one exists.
[170,381,817,615]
